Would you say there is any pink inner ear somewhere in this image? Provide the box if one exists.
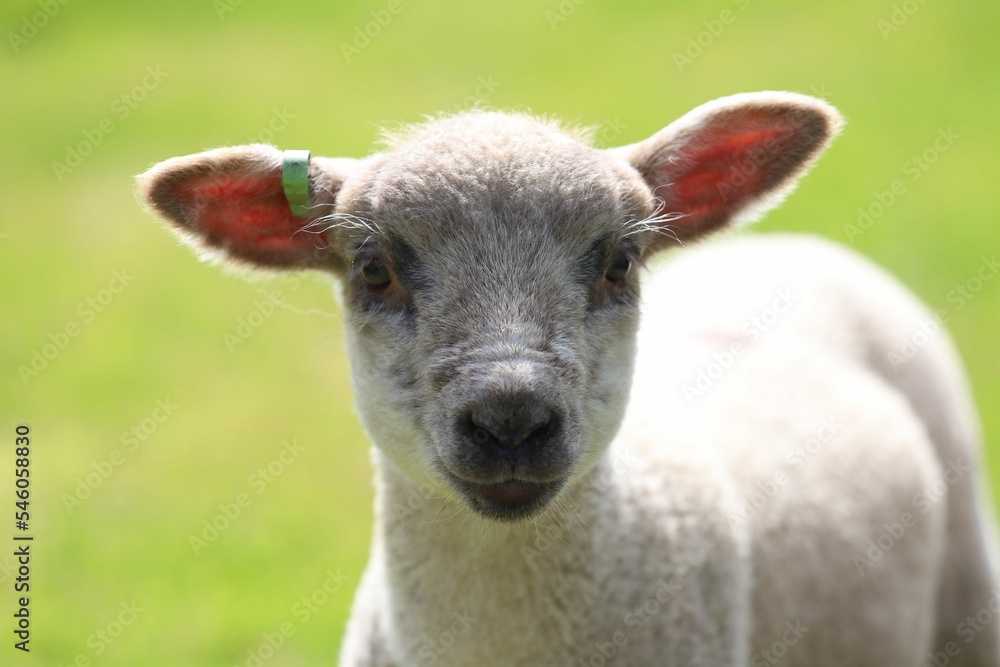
[177,174,317,264]
[658,125,798,237]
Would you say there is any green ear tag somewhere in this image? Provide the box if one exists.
[281,150,311,218]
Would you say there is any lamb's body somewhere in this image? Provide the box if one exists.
[635,234,997,665]
[341,234,995,666]
[137,92,999,666]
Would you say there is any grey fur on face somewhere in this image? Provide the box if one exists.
[334,113,653,520]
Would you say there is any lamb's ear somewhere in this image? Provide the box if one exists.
[614,92,843,249]
[136,145,357,271]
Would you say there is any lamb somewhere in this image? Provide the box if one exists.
[137,91,999,666]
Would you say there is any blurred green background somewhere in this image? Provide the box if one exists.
[2,0,998,664]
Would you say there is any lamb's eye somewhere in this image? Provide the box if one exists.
[605,252,631,283]
[360,259,392,288]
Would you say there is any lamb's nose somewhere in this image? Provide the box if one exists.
[460,392,560,459]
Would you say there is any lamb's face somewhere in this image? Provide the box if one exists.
[335,114,655,521]
[137,93,841,522]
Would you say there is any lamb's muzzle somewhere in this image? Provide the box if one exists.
[443,359,572,520]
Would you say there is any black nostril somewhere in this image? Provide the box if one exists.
[460,402,560,458]
[471,412,550,451]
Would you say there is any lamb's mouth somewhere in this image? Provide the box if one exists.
[445,472,565,522]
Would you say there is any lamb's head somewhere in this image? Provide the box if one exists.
[137,92,842,521]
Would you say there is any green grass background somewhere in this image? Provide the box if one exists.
[2,0,998,664]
